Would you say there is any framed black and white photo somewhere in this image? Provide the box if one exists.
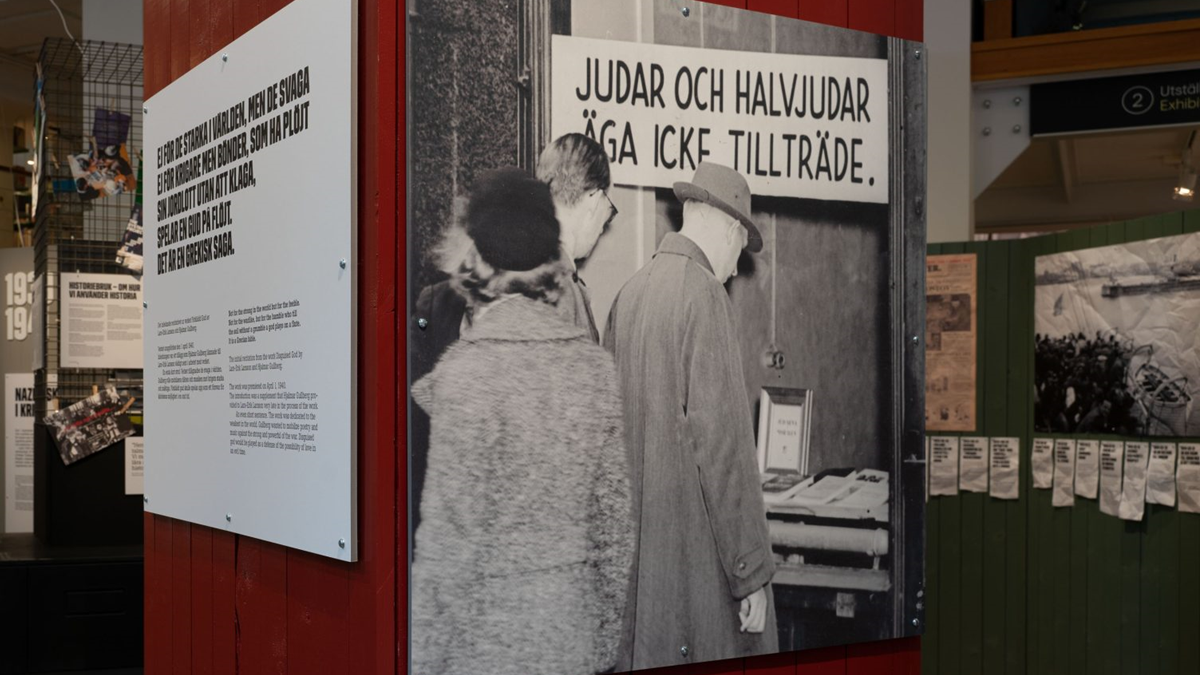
[407,1,926,671]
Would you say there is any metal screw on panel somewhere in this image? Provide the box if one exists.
[1013,124,1022,133]
[681,6,690,17]
[143,301,147,309]
[983,99,992,109]
[914,49,921,59]
[143,496,148,504]
[222,53,229,62]
[226,513,232,522]
[339,538,346,549]
[1013,96,1023,106]
[417,318,429,330]
[982,127,992,136]
[917,601,925,610]
[912,618,921,627]
[912,335,920,344]
[339,258,347,269]
[680,646,689,658]
[143,106,148,114]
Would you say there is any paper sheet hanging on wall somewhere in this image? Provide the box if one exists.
[1053,439,1076,507]
[1099,441,1124,517]
[1075,439,1100,499]
[930,436,960,496]
[1177,443,1200,514]
[1032,438,1054,489]
[1147,442,1177,506]
[960,436,988,492]
[125,436,145,495]
[43,386,135,465]
[989,437,1020,500]
[1120,442,1149,521]
[93,108,132,147]
[68,139,136,200]
[116,203,144,273]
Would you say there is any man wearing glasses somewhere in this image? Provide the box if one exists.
[537,132,618,342]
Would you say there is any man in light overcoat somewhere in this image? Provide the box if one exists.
[604,162,778,670]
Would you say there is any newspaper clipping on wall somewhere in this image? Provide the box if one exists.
[926,254,977,431]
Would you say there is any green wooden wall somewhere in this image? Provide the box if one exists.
[923,210,1200,675]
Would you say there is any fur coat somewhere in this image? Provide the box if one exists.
[410,296,634,675]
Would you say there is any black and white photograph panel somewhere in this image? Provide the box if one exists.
[1035,231,1200,437]
[407,1,926,673]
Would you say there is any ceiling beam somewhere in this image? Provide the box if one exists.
[0,8,82,25]
[972,18,1200,82]
[977,177,1185,229]
[1056,139,1078,204]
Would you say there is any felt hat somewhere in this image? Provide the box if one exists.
[466,167,561,272]
[673,162,762,253]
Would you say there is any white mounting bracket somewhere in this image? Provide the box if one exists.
[973,85,1031,199]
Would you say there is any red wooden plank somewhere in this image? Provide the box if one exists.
[797,0,849,27]
[797,645,847,675]
[702,0,749,8]
[171,520,192,675]
[189,0,211,67]
[894,637,922,675]
[190,526,214,675]
[169,0,190,81]
[895,0,923,41]
[286,550,349,675]
[232,0,261,40]
[261,0,292,19]
[208,0,235,49]
[396,0,410,663]
[350,0,399,673]
[146,515,171,674]
[144,0,169,97]
[847,0,895,37]
[748,0,799,17]
[236,539,289,675]
[845,639,895,675]
[212,531,237,675]
[748,650,798,675]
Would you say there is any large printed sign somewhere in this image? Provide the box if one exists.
[551,36,889,202]
[143,0,356,561]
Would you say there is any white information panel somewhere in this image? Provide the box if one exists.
[60,273,144,369]
[4,373,34,533]
[143,0,357,561]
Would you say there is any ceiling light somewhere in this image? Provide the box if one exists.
[1176,161,1197,202]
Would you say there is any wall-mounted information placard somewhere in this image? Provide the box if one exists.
[60,272,143,369]
[143,0,356,560]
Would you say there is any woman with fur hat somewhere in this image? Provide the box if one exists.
[410,167,634,675]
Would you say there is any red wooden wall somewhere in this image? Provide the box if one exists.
[141,0,922,673]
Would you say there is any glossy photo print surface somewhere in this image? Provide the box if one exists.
[406,2,926,672]
[1035,231,1200,437]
